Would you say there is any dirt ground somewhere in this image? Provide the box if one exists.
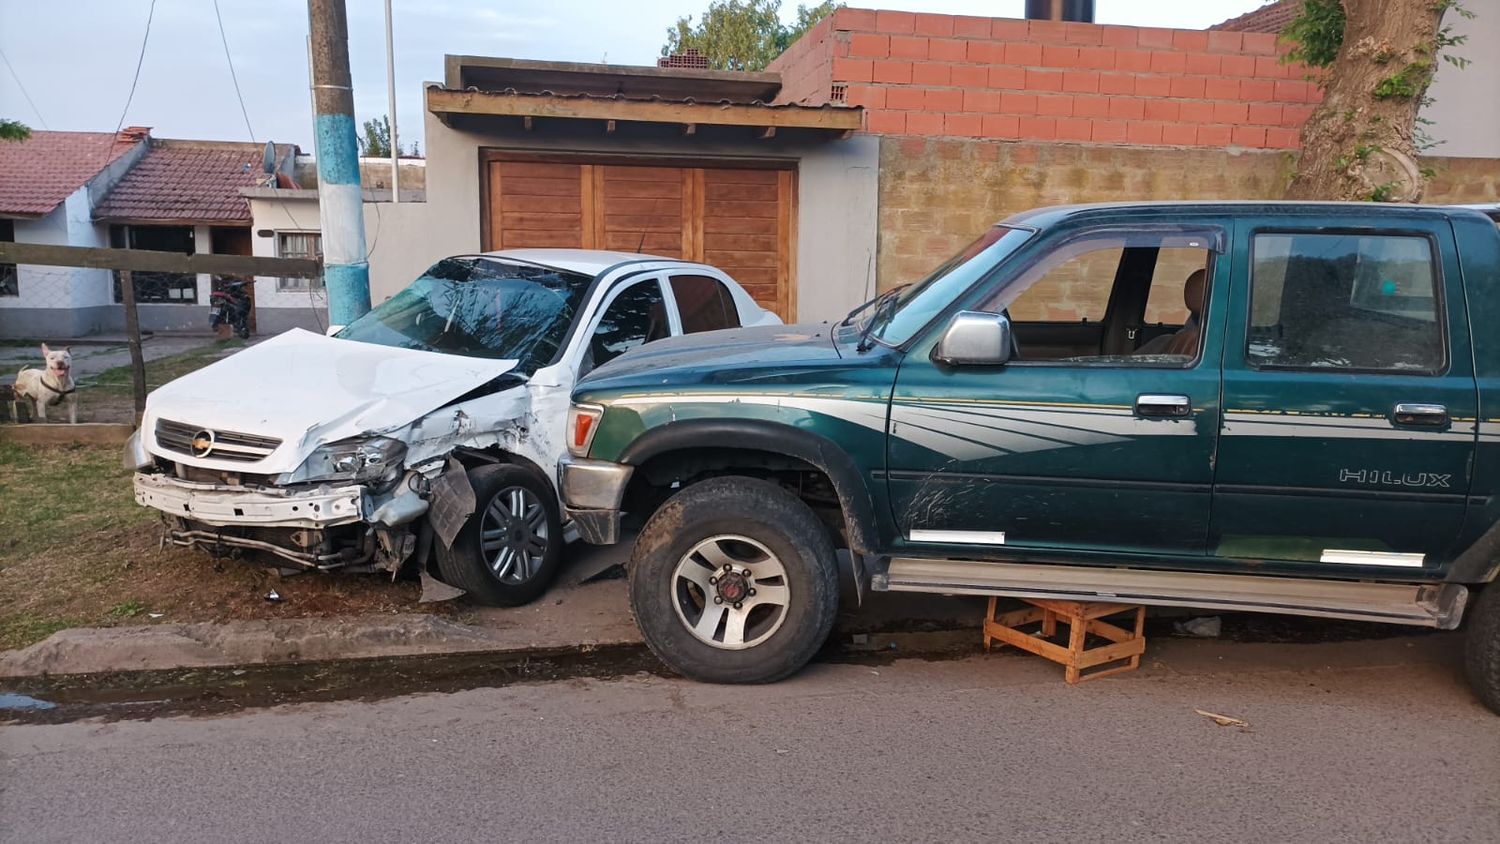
[0,442,438,653]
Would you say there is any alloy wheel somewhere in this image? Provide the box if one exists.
[671,535,791,650]
[479,485,550,584]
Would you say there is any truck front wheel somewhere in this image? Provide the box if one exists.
[1464,584,1500,715]
[629,476,839,684]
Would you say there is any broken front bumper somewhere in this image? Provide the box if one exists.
[133,472,366,529]
[558,457,632,545]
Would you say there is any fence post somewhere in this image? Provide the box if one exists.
[118,269,148,421]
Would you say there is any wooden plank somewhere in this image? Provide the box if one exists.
[499,161,583,179]
[481,148,795,172]
[603,165,689,181]
[779,169,797,322]
[704,200,778,219]
[500,212,584,231]
[599,180,683,200]
[496,176,582,196]
[0,242,321,277]
[428,87,864,131]
[508,230,590,248]
[589,165,607,250]
[704,217,778,236]
[580,164,598,250]
[704,182,778,202]
[702,168,784,184]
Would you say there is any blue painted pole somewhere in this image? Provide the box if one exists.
[308,0,370,325]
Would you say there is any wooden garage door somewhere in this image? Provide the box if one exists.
[484,157,797,319]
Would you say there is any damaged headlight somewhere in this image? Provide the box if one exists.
[284,436,407,486]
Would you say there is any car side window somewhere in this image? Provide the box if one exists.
[670,274,741,334]
[588,280,669,370]
[1247,233,1444,373]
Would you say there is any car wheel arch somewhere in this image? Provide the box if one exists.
[617,420,881,557]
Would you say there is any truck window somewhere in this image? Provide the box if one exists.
[1247,233,1444,373]
[985,231,1215,364]
[670,275,741,334]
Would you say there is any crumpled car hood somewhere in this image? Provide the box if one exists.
[142,329,519,473]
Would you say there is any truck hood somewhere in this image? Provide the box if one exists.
[142,329,518,473]
[576,322,872,395]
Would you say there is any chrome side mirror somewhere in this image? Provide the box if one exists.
[932,311,1012,366]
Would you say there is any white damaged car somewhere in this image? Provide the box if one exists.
[127,250,779,605]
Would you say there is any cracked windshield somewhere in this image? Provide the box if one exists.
[335,257,592,372]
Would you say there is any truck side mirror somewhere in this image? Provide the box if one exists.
[932,311,1012,367]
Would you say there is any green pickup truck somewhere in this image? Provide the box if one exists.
[561,201,1500,711]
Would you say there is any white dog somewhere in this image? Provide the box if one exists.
[15,343,77,424]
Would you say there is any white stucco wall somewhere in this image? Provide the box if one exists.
[0,186,113,314]
[415,106,881,323]
[1423,8,1500,158]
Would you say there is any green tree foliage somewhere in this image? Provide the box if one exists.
[663,1,842,72]
[0,118,31,142]
[357,115,418,158]
[1281,0,1346,68]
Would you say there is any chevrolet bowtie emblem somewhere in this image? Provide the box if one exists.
[191,429,216,458]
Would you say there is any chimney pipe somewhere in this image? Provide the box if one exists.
[1024,0,1095,23]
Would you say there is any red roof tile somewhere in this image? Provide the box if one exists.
[1212,0,1303,33]
[0,130,142,217]
[93,140,286,225]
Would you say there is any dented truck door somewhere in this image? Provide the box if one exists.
[1211,216,1477,574]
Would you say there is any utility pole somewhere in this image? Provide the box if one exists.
[384,0,400,203]
[307,0,371,325]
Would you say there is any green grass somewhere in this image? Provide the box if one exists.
[0,441,148,560]
[85,338,247,398]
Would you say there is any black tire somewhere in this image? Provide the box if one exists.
[1464,585,1500,715]
[434,463,563,607]
[628,476,839,684]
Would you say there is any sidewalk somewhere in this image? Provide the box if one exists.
[0,538,987,679]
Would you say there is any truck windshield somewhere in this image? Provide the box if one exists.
[335,257,593,374]
[865,225,1033,347]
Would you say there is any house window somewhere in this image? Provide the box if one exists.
[0,218,16,297]
[111,224,198,303]
[277,232,323,291]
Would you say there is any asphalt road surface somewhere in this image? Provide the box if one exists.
[3,635,1497,843]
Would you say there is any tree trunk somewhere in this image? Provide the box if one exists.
[1286,0,1445,202]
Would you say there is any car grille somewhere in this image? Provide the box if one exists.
[154,418,282,464]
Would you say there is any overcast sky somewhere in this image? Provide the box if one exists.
[0,0,1268,151]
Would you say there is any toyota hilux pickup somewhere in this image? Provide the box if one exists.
[561,202,1500,712]
[127,249,777,606]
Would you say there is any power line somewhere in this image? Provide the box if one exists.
[212,0,256,144]
[113,0,159,135]
[0,44,47,128]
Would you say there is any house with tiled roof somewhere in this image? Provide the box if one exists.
[0,128,149,336]
[0,128,306,338]
[1211,1,1303,34]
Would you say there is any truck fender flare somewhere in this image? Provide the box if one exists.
[618,419,881,557]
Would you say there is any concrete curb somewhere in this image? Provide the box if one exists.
[0,613,647,679]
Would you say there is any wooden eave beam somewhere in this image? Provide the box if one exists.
[426,87,863,132]
[0,242,323,278]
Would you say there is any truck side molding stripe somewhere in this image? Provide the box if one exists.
[910,529,1007,545]
[1319,549,1426,568]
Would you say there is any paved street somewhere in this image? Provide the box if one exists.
[3,635,1496,843]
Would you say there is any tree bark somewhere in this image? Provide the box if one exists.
[1286,0,1445,201]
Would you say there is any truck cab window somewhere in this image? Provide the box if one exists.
[1248,233,1443,372]
[983,231,1215,365]
[671,274,740,334]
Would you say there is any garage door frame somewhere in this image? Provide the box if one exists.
[479,149,799,321]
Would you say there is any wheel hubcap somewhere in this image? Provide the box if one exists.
[479,486,549,585]
[672,535,790,650]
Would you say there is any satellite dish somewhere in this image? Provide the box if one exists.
[262,140,277,174]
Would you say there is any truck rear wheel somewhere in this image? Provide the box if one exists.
[1464,585,1500,715]
[628,476,839,684]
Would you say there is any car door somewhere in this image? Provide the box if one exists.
[886,223,1228,559]
[1211,218,1477,574]
[579,273,675,376]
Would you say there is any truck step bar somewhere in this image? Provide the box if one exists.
[872,558,1469,630]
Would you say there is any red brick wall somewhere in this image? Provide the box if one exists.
[774,7,1321,149]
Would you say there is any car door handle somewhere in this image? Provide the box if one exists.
[1392,403,1449,427]
[1135,394,1192,418]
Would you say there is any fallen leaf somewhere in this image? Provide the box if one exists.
[1194,708,1250,728]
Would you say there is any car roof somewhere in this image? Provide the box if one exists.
[482,248,675,276]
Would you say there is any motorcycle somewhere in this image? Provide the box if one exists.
[209,280,253,340]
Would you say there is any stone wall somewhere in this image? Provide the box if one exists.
[877,136,1500,290]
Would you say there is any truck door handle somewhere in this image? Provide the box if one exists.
[1392,403,1449,427]
[1135,394,1192,418]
